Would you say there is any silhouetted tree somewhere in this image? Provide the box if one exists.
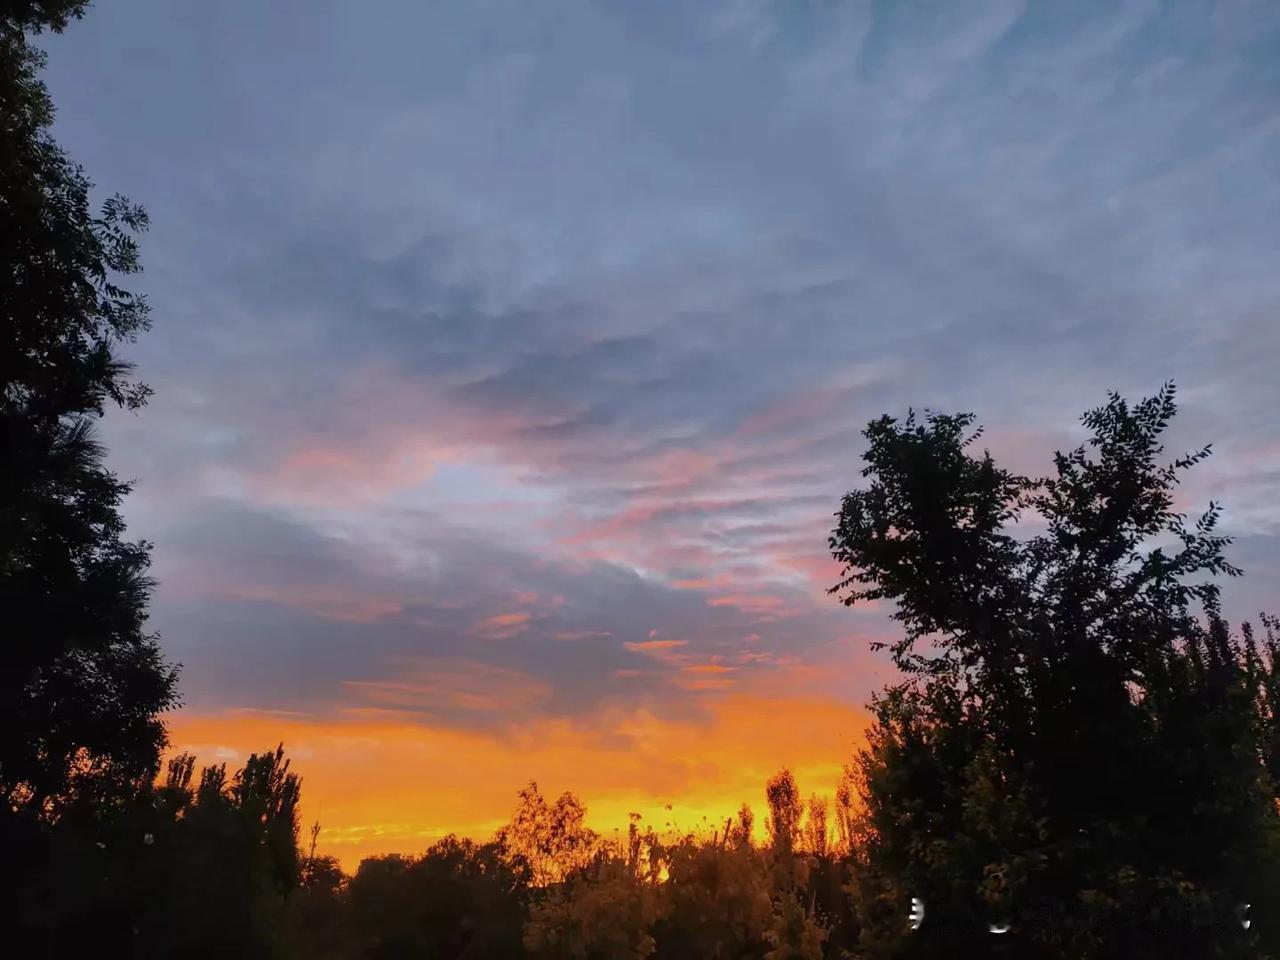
[232,744,303,894]
[732,803,755,849]
[279,849,348,960]
[802,795,828,858]
[1,0,176,823]
[1245,614,1280,796]
[831,384,1280,959]
[653,832,775,958]
[118,745,307,959]
[525,851,659,960]
[1,3,177,950]
[764,894,828,960]
[765,769,802,856]
[833,767,858,858]
[499,781,599,886]
[146,770,866,960]
[340,836,528,959]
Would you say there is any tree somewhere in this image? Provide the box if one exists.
[232,744,303,894]
[499,781,599,887]
[764,894,828,960]
[1,4,176,951]
[765,769,802,856]
[341,836,528,960]
[113,745,308,959]
[525,853,659,960]
[801,794,828,858]
[831,385,1280,958]
[731,803,755,849]
[1,0,177,824]
[833,767,858,857]
[653,832,774,959]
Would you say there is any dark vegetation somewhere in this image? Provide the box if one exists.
[4,4,1279,958]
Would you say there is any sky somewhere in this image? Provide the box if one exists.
[40,0,1280,867]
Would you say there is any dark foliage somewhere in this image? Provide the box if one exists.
[5,5,1278,959]
[342,838,528,959]
[1,0,176,813]
[831,384,1280,959]
[2,3,177,952]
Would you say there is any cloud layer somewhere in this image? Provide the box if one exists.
[40,0,1280,861]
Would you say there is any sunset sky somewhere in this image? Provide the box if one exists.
[39,1,1280,868]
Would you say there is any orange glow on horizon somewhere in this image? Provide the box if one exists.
[166,688,869,872]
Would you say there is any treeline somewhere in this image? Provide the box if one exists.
[19,645,1280,959]
[22,746,867,958]
[318,769,858,959]
[8,3,1280,959]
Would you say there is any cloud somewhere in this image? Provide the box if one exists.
[466,612,533,640]
[342,658,552,715]
[707,594,790,619]
[169,675,870,869]
[38,0,1280,853]
[146,499,869,731]
[623,638,691,667]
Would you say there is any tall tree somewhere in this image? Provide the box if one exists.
[765,769,802,856]
[1,0,177,824]
[103,746,307,959]
[831,385,1280,959]
[801,794,828,859]
[498,781,599,887]
[343,837,527,960]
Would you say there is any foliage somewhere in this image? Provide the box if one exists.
[831,384,1280,958]
[130,747,304,959]
[802,794,829,858]
[526,853,660,960]
[654,832,776,957]
[6,10,1278,954]
[730,803,755,849]
[833,766,859,857]
[271,773,850,960]
[232,744,304,894]
[500,780,601,887]
[2,4,178,818]
[765,893,829,960]
[1,4,178,949]
[3,0,90,32]
[765,769,803,855]
[333,836,527,959]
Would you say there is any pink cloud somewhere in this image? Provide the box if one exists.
[342,658,552,715]
[735,387,845,438]
[707,594,786,616]
[672,576,715,590]
[249,437,445,508]
[553,629,613,642]
[166,573,405,624]
[625,638,689,654]
[624,638,690,665]
[466,611,532,640]
[675,673,737,692]
[761,537,848,596]
[682,662,737,675]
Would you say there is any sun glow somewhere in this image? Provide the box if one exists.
[168,688,868,871]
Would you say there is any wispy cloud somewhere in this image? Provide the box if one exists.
[39,0,1280,859]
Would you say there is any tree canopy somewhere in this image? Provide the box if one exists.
[831,384,1280,958]
[1,0,176,823]
[3,4,1276,958]
[2,4,178,949]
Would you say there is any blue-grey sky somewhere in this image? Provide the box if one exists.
[38,0,1280,859]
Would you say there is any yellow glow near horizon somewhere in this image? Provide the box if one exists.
[168,688,868,872]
